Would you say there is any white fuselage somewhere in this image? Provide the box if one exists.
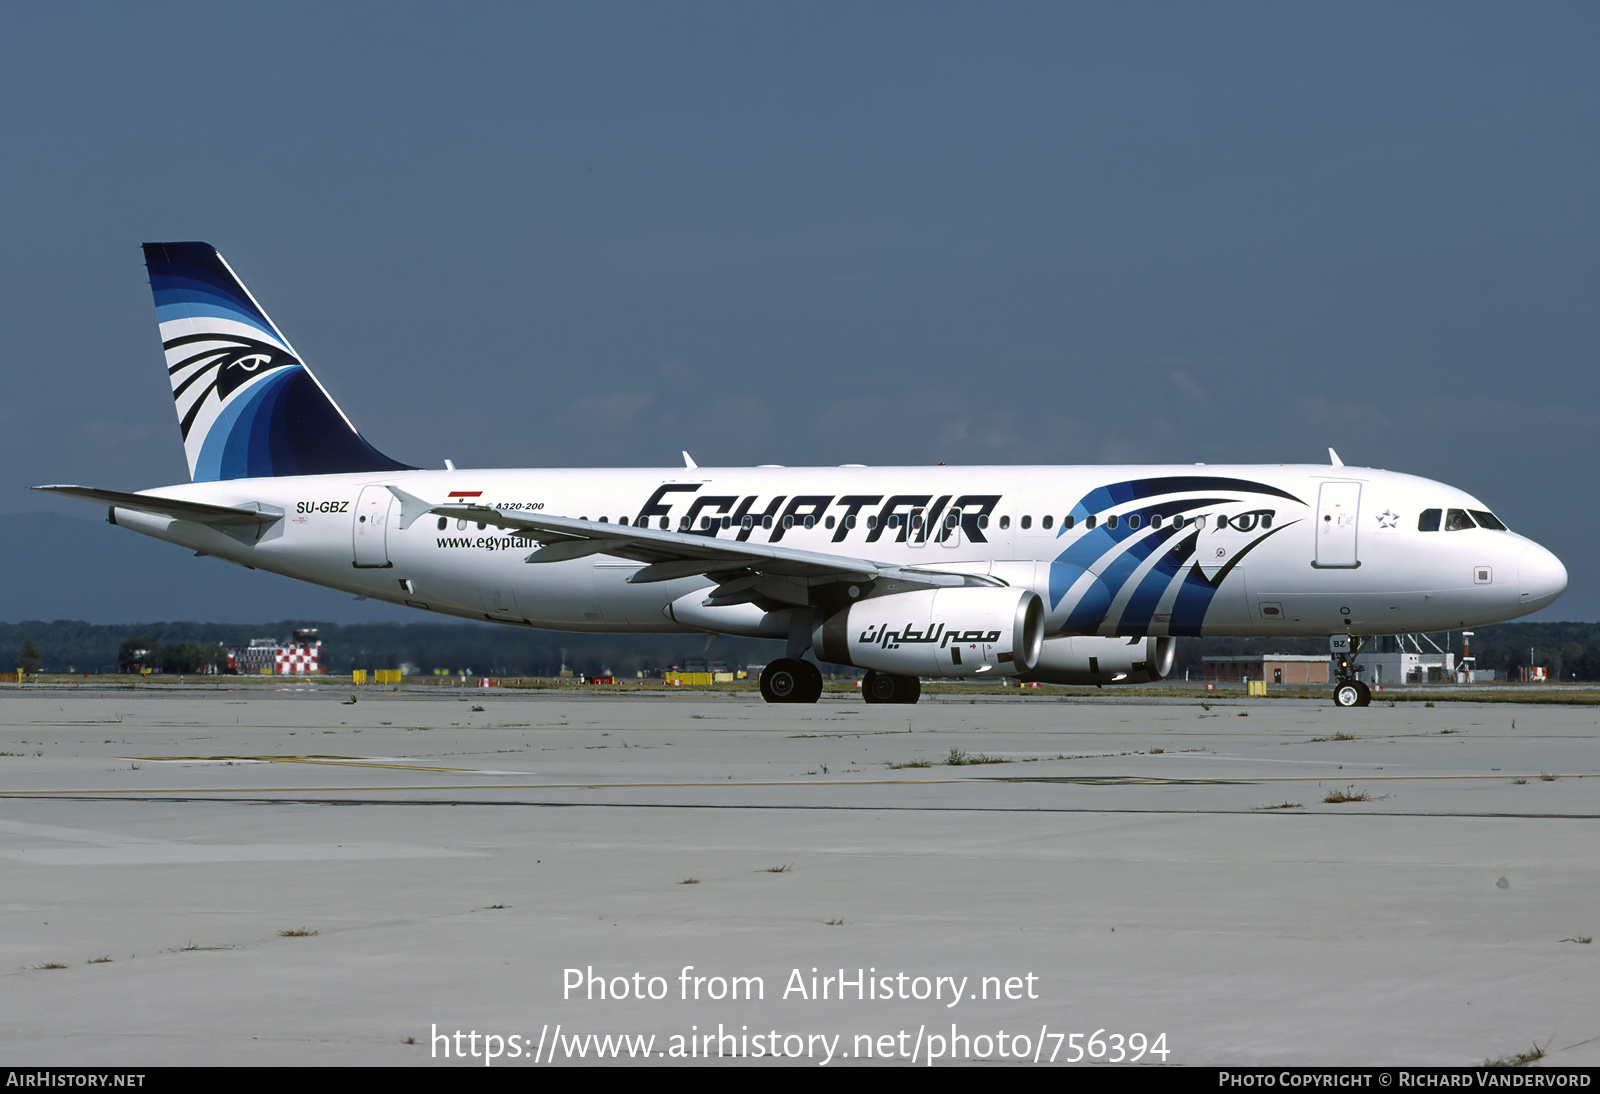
[109,463,1566,641]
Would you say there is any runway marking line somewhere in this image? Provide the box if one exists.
[2,772,1592,797]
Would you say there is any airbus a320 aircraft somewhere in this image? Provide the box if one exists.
[39,243,1567,706]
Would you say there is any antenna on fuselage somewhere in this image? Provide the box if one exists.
[1328,448,1344,467]
[683,451,698,469]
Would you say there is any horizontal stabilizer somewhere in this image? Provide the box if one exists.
[33,485,282,528]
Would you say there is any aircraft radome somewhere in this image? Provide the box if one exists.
[38,243,1568,706]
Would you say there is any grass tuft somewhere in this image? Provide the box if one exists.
[1323,785,1371,803]
[1484,1042,1546,1068]
[944,748,1008,766]
[762,864,792,874]
[87,956,113,964]
[679,878,699,885]
[278,927,318,938]
[1256,802,1304,810]
[33,962,69,970]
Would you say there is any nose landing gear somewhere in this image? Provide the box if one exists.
[1331,635,1372,707]
[1333,679,1371,708]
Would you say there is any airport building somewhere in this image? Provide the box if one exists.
[1202,654,1330,685]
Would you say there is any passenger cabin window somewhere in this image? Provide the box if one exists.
[619,516,629,526]
[999,515,1011,530]
[1418,509,1441,532]
[1150,514,1162,529]
[1085,515,1096,529]
[1063,515,1075,529]
[1128,514,1141,530]
[1470,510,1508,531]
[1042,515,1053,530]
[1020,515,1032,530]
[1106,514,1119,529]
[1445,509,1476,531]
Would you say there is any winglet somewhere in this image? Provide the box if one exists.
[1328,448,1344,467]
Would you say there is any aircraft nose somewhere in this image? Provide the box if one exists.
[1518,543,1567,611]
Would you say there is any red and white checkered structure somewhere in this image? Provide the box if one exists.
[226,630,323,675]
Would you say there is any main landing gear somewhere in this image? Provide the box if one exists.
[1331,635,1372,708]
[756,661,923,704]
[861,670,920,705]
[758,658,823,704]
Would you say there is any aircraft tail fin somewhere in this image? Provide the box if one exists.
[143,242,412,481]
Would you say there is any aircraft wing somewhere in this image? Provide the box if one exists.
[33,485,283,528]
[393,488,1001,609]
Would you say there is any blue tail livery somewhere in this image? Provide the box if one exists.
[144,242,411,481]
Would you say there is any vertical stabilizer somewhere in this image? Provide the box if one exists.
[144,242,412,481]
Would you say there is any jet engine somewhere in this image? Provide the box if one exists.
[1018,635,1175,685]
[812,587,1044,677]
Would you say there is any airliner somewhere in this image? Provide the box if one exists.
[38,243,1567,706]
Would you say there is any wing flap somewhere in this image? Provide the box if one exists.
[427,502,997,591]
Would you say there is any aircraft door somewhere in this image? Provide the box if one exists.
[352,486,394,568]
[1314,482,1361,568]
[941,508,963,548]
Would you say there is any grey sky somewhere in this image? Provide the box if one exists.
[3,2,1596,620]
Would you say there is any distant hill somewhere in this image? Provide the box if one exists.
[2,617,1594,682]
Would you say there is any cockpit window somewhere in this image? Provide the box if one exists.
[1418,509,1441,532]
[1444,509,1476,531]
[1469,510,1508,531]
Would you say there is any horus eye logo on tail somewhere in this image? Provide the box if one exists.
[143,242,411,482]
[166,332,302,442]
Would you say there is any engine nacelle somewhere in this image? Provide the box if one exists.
[1018,635,1175,685]
[813,587,1044,677]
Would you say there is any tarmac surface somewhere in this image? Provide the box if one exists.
[2,683,1597,1067]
